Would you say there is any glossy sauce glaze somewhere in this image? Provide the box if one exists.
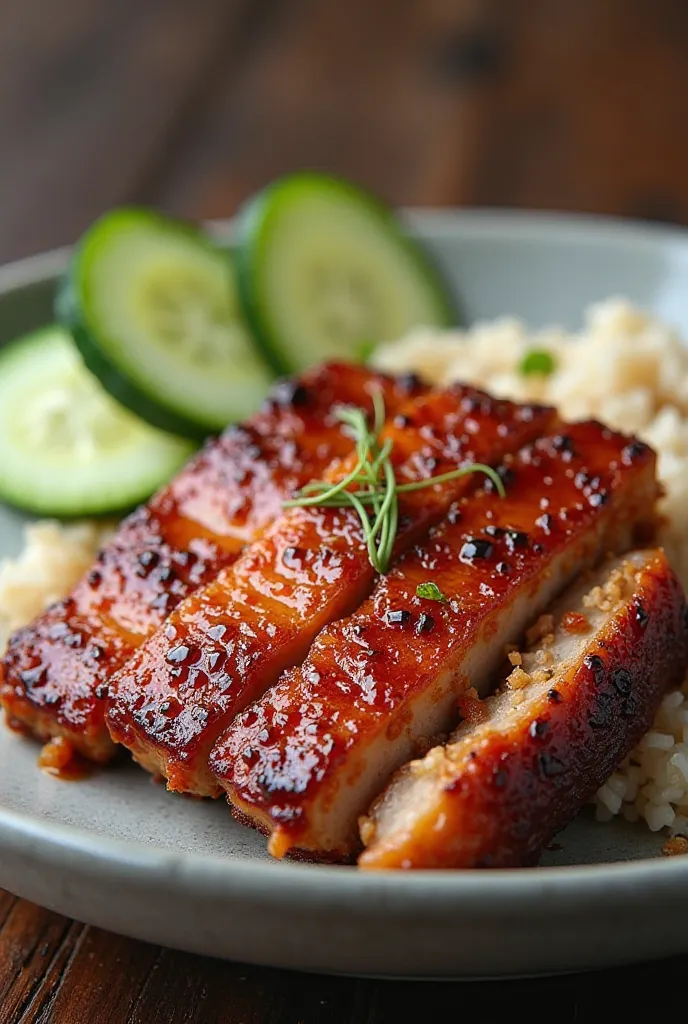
[0,363,415,761]
[215,426,658,859]
[106,388,555,797]
[359,550,688,869]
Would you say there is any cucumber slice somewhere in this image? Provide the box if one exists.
[58,207,273,439]
[0,327,197,517]
[236,173,457,374]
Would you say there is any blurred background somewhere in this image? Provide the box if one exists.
[1,0,687,264]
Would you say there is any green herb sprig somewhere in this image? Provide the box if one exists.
[416,582,449,603]
[284,393,506,574]
[519,349,556,377]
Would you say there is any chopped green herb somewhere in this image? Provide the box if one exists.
[519,349,556,377]
[356,339,376,363]
[284,395,505,574]
[416,582,449,603]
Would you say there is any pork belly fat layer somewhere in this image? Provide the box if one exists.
[107,389,555,797]
[215,426,658,860]
[359,549,688,870]
[0,363,407,761]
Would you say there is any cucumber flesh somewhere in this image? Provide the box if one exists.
[0,327,196,517]
[237,173,457,374]
[59,208,273,439]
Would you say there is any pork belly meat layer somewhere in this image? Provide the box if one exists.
[359,549,688,870]
[0,363,412,761]
[107,388,554,796]
[215,426,658,860]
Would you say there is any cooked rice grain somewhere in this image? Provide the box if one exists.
[0,520,113,653]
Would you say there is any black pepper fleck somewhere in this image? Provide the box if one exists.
[397,372,422,394]
[548,688,562,703]
[415,613,435,635]
[538,753,566,778]
[611,668,633,696]
[460,538,494,561]
[622,441,648,462]
[496,561,511,574]
[635,605,649,629]
[588,692,615,729]
[622,695,640,718]
[584,654,606,686]
[271,380,310,407]
[552,434,575,454]
[484,525,505,538]
[529,719,550,739]
[505,529,529,551]
[387,609,411,626]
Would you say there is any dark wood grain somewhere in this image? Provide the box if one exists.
[1,0,688,1020]
[0,0,247,263]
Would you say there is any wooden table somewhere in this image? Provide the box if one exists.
[1,1,687,1019]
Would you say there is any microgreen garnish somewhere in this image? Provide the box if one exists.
[416,582,449,603]
[519,349,556,377]
[356,339,376,363]
[284,394,506,574]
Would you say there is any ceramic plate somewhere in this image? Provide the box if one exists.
[1,211,688,979]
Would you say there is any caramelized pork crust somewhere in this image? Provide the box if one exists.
[1,363,414,761]
[106,388,554,796]
[359,549,688,870]
[214,427,658,860]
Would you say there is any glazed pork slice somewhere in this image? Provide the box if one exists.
[214,425,659,861]
[106,388,555,796]
[359,549,688,870]
[0,362,415,762]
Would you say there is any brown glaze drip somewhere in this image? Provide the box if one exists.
[37,736,94,780]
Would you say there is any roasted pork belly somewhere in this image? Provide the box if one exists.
[107,388,554,796]
[0,363,413,761]
[215,426,659,860]
[359,549,688,869]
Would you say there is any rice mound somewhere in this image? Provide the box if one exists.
[0,298,686,839]
[0,520,113,652]
[374,298,688,837]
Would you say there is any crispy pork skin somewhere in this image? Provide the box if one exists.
[359,549,688,869]
[0,363,413,761]
[215,426,659,860]
[107,389,554,796]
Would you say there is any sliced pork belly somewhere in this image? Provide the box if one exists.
[359,549,688,870]
[215,426,659,861]
[1,363,412,762]
[106,388,554,796]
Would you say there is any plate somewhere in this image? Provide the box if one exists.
[1,211,688,979]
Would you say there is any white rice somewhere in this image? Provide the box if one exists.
[0,298,686,840]
[374,298,688,838]
[0,520,113,653]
